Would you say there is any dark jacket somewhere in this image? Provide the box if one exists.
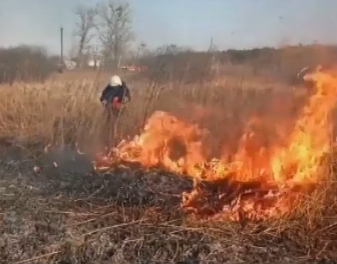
[100,81,131,106]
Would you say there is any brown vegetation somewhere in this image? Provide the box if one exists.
[1,44,337,264]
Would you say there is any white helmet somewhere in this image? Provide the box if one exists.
[109,75,122,87]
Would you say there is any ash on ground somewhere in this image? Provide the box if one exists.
[0,147,336,264]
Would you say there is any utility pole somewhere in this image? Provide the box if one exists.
[208,37,214,52]
[59,26,64,73]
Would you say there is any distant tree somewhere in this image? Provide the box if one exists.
[155,44,192,56]
[0,45,56,84]
[73,4,97,68]
[136,42,147,58]
[95,0,134,68]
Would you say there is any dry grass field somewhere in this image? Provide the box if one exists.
[1,67,337,264]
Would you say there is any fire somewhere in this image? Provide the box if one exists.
[94,69,337,221]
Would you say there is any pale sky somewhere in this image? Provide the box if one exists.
[1,0,337,55]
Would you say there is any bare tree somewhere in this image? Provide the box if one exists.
[96,0,134,68]
[73,4,96,68]
[136,42,147,58]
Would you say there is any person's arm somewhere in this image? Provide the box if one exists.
[122,81,131,102]
[99,85,109,102]
[100,85,111,106]
[125,87,131,102]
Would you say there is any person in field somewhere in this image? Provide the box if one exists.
[295,64,332,90]
[100,75,131,148]
[100,75,131,114]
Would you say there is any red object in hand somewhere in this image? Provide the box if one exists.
[111,97,122,109]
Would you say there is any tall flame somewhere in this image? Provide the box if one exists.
[271,71,335,185]
[94,70,337,220]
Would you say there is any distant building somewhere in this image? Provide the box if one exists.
[87,58,102,68]
[119,65,148,72]
[63,58,77,70]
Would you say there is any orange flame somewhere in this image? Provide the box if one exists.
[271,71,335,185]
[94,70,337,220]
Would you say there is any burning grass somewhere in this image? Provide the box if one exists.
[1,69,337,263]
[94,70,337,223]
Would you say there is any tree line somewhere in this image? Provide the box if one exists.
[72,0,134,68]
[1,0,337,84]
[71,1,337,83]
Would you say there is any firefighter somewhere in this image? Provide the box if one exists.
[100,75,131,148]
[295,64,332,90]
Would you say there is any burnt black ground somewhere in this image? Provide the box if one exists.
[0,147,336,264]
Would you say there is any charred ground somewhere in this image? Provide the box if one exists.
[0,66,337,263]
[1,145,337,264]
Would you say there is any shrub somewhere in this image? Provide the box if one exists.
[0,45,57,84]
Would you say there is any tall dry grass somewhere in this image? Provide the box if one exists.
[0,69,293,148]
[0,68,305,153]
[1,67,337,262]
